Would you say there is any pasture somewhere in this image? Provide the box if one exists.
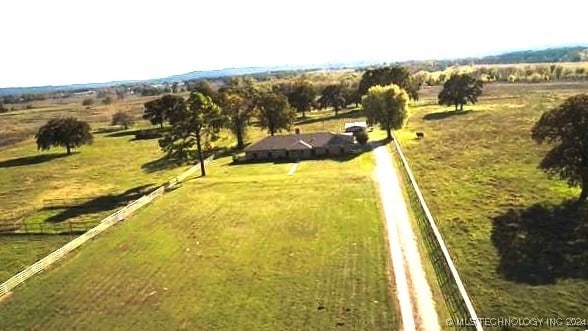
[396,82,588,324]
[0,152,398,329]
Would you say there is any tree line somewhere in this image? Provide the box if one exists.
[32,66,588,205]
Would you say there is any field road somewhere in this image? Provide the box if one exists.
[373,145,440,331]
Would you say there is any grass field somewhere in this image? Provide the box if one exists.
[396,82,588,325]
[0,90,371,281]
[0,152,398,329]
[0,235,73,281]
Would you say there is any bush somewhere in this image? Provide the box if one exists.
[111,111,135,129]
[82,98,94,106]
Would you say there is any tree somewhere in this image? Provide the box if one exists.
[438,74,483,111]
[358,66,418,100]
[143,94,185,128]
[286,80,316,118]
[318,84,347,115]
[532,94,588,204]
[220,92,253,149]
[115,88,127,100]
[341,80,361,107]
[187,80,217,101]
[257,92,296,136]
[111,111,135,129]
[219,77,260,145]
[35,117,93,155]
[0,102,5,113]
[159,92,224,177]
[362,84,409,140]
[82,98,94,106]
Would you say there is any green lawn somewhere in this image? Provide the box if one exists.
[396,82,588,326]
[0,235,73,281]
[0,152,397,330]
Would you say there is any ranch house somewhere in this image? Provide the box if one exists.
[244,131,358,161]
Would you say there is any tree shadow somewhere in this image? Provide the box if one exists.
[42,184,156,223]
[141,155,182,173]
[104,129,140,138]
[491,200,588,285]
[0,153,74,168]
[294,108,365,126]
[423,110,471,121]
[141,145,234,173]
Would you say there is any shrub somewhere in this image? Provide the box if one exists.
[82,98,94,106]
[111,111,135,129]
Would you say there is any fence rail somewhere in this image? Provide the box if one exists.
[0,155,214,298]
[390,134,483,331]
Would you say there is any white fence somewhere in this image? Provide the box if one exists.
[0,155,214,298]
[390,134,483,331]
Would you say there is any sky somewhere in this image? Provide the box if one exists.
[1,0,588,88]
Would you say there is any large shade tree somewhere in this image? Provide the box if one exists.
[438,74,483,111]
[219,77,259,148]
[220,93,252,149]
[362,84,409,139]
[358,66,418,101]
[159,92,224,177]
[257,92,296,136]
[35,117,93,155]
[143,94,185,128]
[318,84,347,115]
[532,94,588,204]
[286,80,316,118]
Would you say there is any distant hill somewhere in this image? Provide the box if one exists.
[0,63,358,97]
[473,46,588,64]
[2,46,587,97]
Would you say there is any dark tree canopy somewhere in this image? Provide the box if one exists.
[532,94,588,203]
[143,94,185,128]
[257,92,296,136]
[159,92,224,176]
[111,111,135,129]
[220,92,253,149]
[438,74,483,111]
[186,80,218,102]
[362,84,409,139]
[285,80,316,118]
[35,117,93,155]
[358,66,418,100]
[318,84,347,115]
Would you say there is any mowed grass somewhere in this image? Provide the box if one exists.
[0,152,397,330]
[396,82,588,324]
[0,235,73,281]
[0,93,366,283]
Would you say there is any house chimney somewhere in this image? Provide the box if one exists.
[295,128,300,134]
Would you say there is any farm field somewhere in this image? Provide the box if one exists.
[0,85,372,283]
[0,152,398,330]
[396,82,588,325]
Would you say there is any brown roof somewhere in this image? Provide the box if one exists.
[245,132,354,152]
